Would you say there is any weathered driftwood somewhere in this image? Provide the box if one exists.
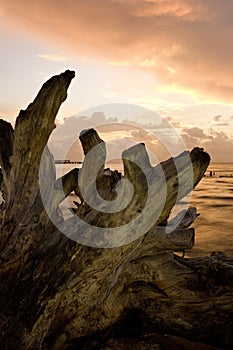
[0,71,233,350]
[0,168,3,195]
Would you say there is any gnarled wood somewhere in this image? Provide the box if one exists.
[1,71,233,350]
[0,119,13,178]
[0,119,14,199]
[1,70,75,250]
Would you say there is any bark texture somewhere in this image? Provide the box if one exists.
[0,71,232,350]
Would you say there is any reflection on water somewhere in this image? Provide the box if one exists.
[181,163,233,257]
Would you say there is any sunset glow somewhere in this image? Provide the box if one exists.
[1,0,233,161]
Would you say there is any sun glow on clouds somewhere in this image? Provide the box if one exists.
[2,0,233,103]
[98,130,133,142]
[166,67,176,74]
[115,0,211,21]
[1,0,233,162]
[37,54,70,62]
[109,58,158,68]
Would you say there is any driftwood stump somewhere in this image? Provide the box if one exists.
[0,71,233,350]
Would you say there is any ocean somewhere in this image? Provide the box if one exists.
[188,163,233,257]
[1,162,232,257]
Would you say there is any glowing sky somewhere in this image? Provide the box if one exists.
[1,0,233,161]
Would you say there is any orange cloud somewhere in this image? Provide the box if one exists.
[2,0,233,102]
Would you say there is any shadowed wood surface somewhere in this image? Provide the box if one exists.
[0,71,233,350]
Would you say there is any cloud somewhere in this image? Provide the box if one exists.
[182,127,212,139]
[181,128,233,162]
[45,104,233,166]
[37,54,70,62]
[49,108,187,165]
[211,115,232,128]
[204,131,233,162]
[213,123,229,127]
[213,115,221,122]
[2,0,233,102]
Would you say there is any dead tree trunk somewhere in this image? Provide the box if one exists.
[0,71,233,350]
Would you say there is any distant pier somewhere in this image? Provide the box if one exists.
[55,160,82,164]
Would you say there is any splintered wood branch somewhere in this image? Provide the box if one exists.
[0,119,14,191]
[3,71,75,227]
[79,128,104,156]
[66,137,209,248]
[54,168,80,204]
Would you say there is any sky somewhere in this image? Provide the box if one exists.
[1,0,233,162]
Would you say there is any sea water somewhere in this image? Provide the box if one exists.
[188,163,233,257]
